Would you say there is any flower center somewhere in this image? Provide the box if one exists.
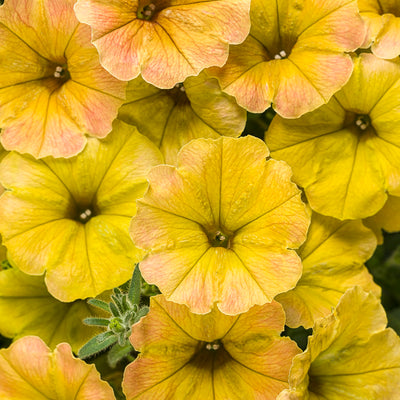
[274,50,288,60]
[354,114,371,131]
[205,340,221,351]
[53,64,70,82]
[137,2,156,20]
[167,82,189,104]
[209,230,230,248]
[77,208,94,223]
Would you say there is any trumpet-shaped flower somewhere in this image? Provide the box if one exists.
[131,136,310,315]
[0,266,108,353]
[74,0,251,88]
[277,287,400,400]
[277,212,380,328]
[122,295,300,400]
[266,53,400,220]
[359,0,400,59]
[0,120,163,302]
[118,72,246,164]
[208,0,365,117]
[0,336,115,399]
[0,0,126,158]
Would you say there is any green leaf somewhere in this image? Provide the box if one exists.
[107,342,135,368]
[83,317,110,327]
[128,264,141,305]
[78,331,117,359]
[87,298,111,313]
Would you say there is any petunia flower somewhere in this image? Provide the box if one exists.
[207,0,365,117]
[0,336,116,399]
[277,287,400,400]
[359,0,400,59]
[266,53,400,220]
[364,194,400,244]
[131,136,310,315]
[122,295,301,400]
[118,72,246,164]
[0,120,163,302]
[0,266,109,353]
[0,0,126,158]
[277,212,380,329]
[74,0,251,88]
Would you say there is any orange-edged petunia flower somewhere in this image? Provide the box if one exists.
[359,0,400,59]
[0,0,126,158]
[122,295,300,400]
[74,0,251,88]
[131,136,310,315]
[0,266,109,354]
[277,212,380,329]
[0,336,116,399]
[0,120,163,302]
[266,53,400,220]
[364,194,400,244]
[207,0,366,117]
[118,72,246,165]
[277,287,400,400]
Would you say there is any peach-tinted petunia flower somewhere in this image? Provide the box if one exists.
[74,0,251,88]
[0,120,163,302]
[208,0,365,117]
[359,0,400,59]
[0,266,109,353]
[364,194,400,243]
[277,287,400,400]
[266,53,400,220]
[131,136,310,315]
[122,295,300,400]
[277,212,380,329]
[0,336,116,399]
[118,72,246,164]
[0,0,126,158]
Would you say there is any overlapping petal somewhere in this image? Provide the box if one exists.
[0,336,115,399]
[364,195,400,243]
[277,212,380,328]
[74,0,251,87]
[359,0,400,59]
[122,295,300,400]
[118,72,245,164]
[0,267,109,353]
[131,136,310,315]
[0,0,126,158]
[266,53,400,219]
[0,120,163,301]
[208,0,365,117]
[278,287,400,400]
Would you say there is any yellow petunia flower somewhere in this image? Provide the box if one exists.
[359,0,400,59]
[0,336,115,399]
[278,287,400,400]
[0,0,126,158]
[208,0,365,117]
[277,212,380,329]
[131,136,310,315]
[0,120,163,302]
[122,295,300,400]
[266,53,400,220]
[0,266,109,354]
[118,72,246,165]
[74,0,251,88]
